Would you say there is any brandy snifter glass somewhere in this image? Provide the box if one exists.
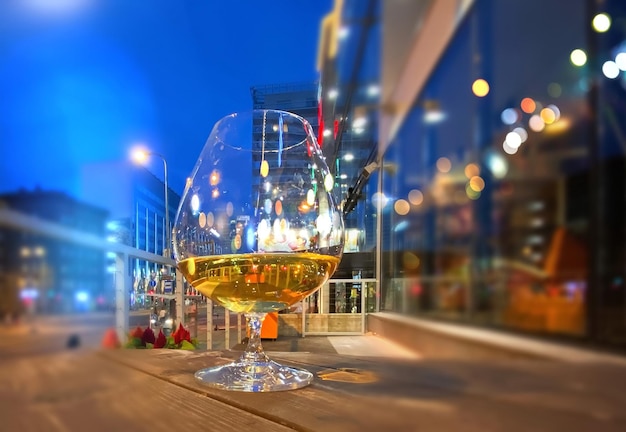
[173,109,344,392]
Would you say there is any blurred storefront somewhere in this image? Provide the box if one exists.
[317,0,626,348]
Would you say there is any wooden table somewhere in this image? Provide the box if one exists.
[2,346,626,431]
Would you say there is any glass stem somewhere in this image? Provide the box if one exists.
[242,312,268,363]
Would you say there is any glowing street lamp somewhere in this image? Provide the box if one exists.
[131,148,171,258]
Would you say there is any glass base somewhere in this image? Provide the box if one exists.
[194,359,313,392]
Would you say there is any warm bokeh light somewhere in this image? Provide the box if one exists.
[472,78,490,97]
[529,114,545,132]
[260,160,269,177]
[464,163,480,178]
[198,212,207,228]
[209,170,220,186]
[436,157,451,173]
[546,104,561,121]
[402,252,420,270]
[520,97,536,114]
[592,13,611,32]
[408,189,423,206]
[469,176,485,192]
[570,49,587,66]
[394,199,410,215]
[544,117,571,134]
[540,107,557,124]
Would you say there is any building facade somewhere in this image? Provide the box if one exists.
[0,189,109,314]
[81,160,181,307]
[317,0,626,349]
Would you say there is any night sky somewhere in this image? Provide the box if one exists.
[0,0,332,198]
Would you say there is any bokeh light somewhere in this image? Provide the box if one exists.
[464,163,480,178]
[602,61,620,79]
[503,141,518,155]
[472,79,490,97]
[486,152,508,178]
[436,157,452,173]
[469,176,485,192]
[520,97,536,114]
[324,173,334,191]
[372,192,389,209]
[592,13,611,32]
[408,189,424,206]
[394,199,410,215]
[546,104,561,121]
[529,114,545,132]
[465,183,481,200]
[570,49,587,67]
[505,131,522,148]
[540,107,557,124]
[260,160,269,177]
[306,189,315,206]
[616,52,626,71]
[500,108,519,125]
[513,126,528,143]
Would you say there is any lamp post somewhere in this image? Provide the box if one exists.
[131,149,170,257]
[131,147,183,327]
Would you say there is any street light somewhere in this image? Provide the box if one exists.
[131,148,184,329]
[130,148,170,258]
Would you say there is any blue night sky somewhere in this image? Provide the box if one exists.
[0,0,332,198]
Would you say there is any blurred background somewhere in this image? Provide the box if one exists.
[1,0,626,356]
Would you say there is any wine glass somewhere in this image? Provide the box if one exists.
[172,109,344,392]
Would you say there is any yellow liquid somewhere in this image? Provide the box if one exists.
[177,252,340,313]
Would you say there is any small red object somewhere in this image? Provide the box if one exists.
[154,330,166,348]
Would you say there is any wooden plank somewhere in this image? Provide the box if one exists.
[102,349,420,431]
[100,349,626,432]
[0,351,295,432]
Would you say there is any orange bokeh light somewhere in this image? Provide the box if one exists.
[520,98,536,114]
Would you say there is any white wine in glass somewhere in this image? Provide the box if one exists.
[173,109,344,392]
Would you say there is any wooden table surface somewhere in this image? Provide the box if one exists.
[2,345,626,431]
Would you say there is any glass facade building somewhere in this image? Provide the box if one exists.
[81,160,180,307]
[318,0,626,349]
